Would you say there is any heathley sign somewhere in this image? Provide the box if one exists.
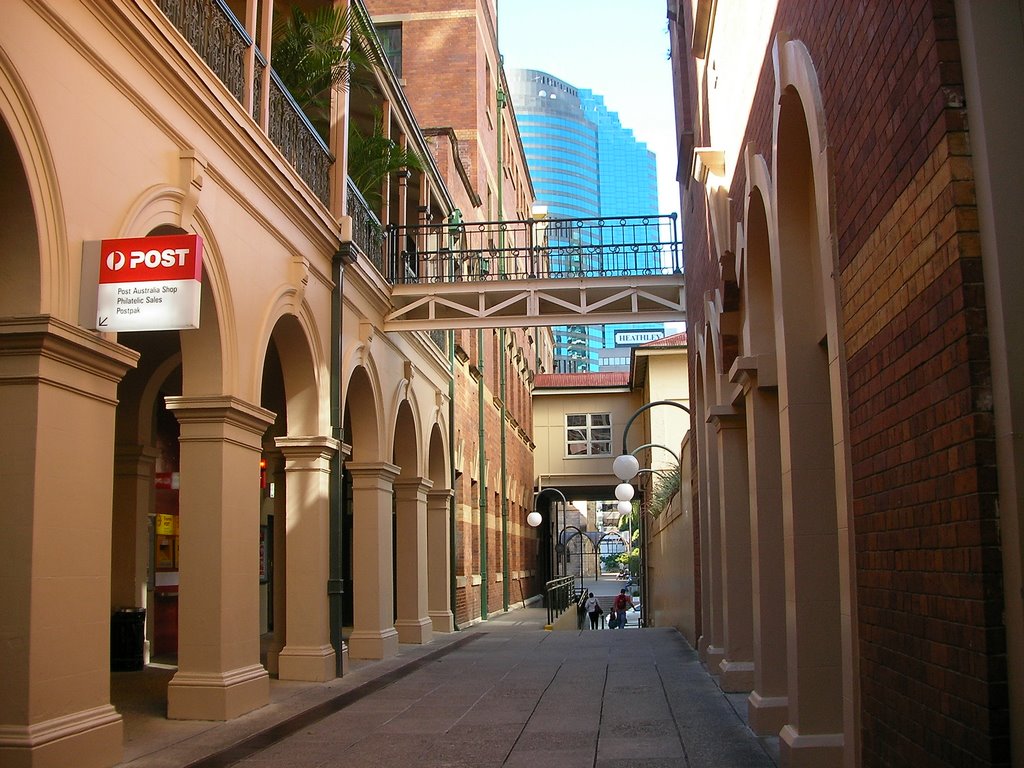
[81,234,203,332]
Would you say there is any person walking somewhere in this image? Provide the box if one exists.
[612,588,634,629]
[585,592,602,629]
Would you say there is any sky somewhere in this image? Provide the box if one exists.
[496,0,681,226]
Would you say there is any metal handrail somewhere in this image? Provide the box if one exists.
[545,575,577,626]
[386,213,682,285]
[347,178,385,271]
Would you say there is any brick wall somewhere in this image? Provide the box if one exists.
[365,0,543,628]
[677,0,1006,764]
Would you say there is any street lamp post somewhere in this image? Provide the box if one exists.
[529,487,569,579]
[611,400,691,629]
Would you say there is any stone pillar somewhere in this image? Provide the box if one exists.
[777,378,844,767]
[736,360,789,735]
[710,406,754,692]
[426,489,455,632]
[346,462,400,659]
[165,395,274,721]
[274,436,340,681]
[0,318,137,768]
[700,411,725,669]
[393,477,433,644]
[111,444,158,663]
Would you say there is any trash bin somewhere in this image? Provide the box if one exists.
[110,607,146,672]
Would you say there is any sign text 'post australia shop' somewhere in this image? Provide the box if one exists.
[94,234,203,332]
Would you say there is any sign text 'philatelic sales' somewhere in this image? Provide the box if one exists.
[96,234,203,332]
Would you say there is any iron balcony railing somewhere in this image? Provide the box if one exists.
[385,214,681,286]
[346,178,385,271]
[156,0,333,205]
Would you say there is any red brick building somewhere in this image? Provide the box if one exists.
[670,1,1022,766]
[363,0,551,625]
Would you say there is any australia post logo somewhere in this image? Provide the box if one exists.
[99,234,203,284]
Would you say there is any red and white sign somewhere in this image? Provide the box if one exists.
[96,234,203,331]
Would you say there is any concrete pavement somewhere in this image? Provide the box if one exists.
[113,604,778,767]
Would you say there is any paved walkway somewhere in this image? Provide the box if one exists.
[114,605,778,768]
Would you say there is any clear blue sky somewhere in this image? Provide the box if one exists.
[497,0,680,223]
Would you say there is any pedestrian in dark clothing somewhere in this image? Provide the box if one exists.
[612,588,634,629]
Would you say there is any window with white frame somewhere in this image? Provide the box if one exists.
[566,413,612,456]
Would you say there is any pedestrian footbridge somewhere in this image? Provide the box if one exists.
[371,214,685,332]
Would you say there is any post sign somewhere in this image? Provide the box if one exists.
[91,234,203,332]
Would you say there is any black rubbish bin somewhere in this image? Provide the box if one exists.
[110,607,146,672]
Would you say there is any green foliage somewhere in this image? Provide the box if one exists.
[347,112,425,210]
[647,466,681,517]
[273,7,424,212]
[272,5,375,132]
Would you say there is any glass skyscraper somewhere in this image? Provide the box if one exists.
[509,68,665,372]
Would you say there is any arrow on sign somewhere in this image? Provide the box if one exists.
[98,317,108,327]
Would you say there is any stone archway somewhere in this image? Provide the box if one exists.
[0,72,136,768]
[692,336,720,666]
[392,398,432,644]
[261,312,338,682]
[772,35,855,768]
[344,364,400,660]
[738,156,789,736]
[426,423,455,632]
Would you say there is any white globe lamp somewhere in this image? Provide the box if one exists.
[615,482,635,502]
[613,453,640,481]
[526,511,543,528]
[616,500,633,516]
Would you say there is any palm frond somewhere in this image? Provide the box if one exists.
[272,6,376,129]
[349,111,426,210]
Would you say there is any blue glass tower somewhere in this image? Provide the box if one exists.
[509,68,665,372]
[508,69,602,373]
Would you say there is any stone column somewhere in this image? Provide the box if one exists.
[777,366,844,767]
[346,461,401,659]
[700,412,725,668]
[736,359,789,735]
[710,406,754,692]
[274,436,340,681]
[0,318,137,768]
[165,395,274,721]
[427,489,455,632]
[393,477,433,644]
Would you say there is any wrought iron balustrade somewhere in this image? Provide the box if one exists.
[157,0,333,206]
[157,0,248,102]
[268,69,333,205]
[346,178,385,272]
[385,214,681,286]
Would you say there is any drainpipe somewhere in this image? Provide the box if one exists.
[496,78,510,612]
[500,333,509,612]
[329,249,346,675]
[478,329,488,620]
[448,330,459,630]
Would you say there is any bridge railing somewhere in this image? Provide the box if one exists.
[385,214,681,285]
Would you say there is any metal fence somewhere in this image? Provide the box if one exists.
[157,0,333,206]
[545,575,578,627]
[386,214,681,286]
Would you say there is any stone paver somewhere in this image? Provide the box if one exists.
[116,606,777,768]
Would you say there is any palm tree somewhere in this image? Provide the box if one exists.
[273,5,423,210]
[348,111,425,210]
[272,5,375,134]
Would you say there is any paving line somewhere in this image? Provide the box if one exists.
[183,632,485,768]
